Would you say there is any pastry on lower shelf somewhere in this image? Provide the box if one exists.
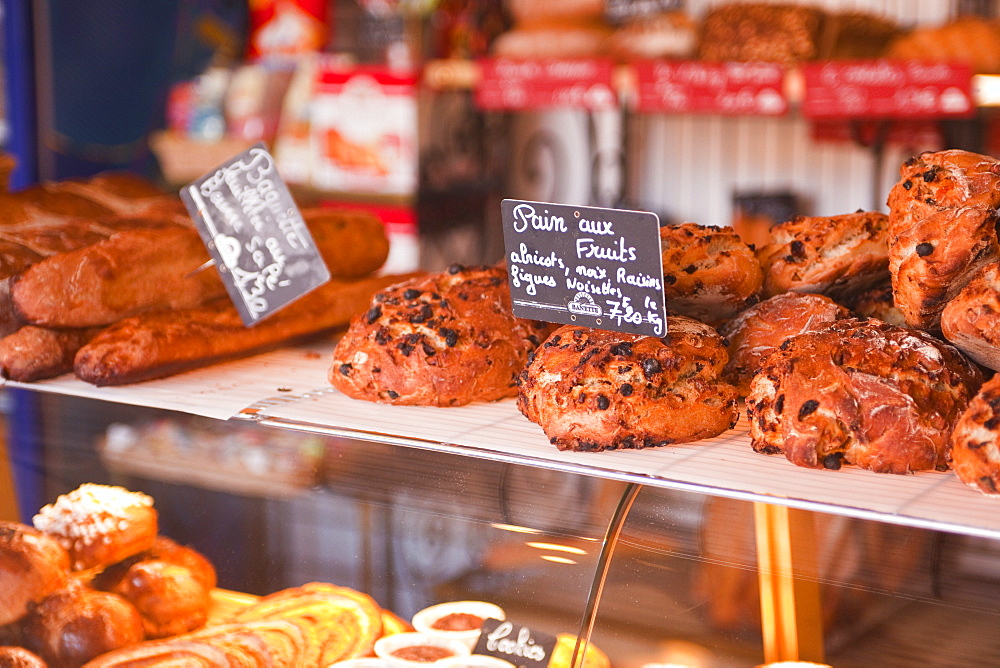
[941,260,1000,371]
[659,222,763,327]
[605,12,698,61]
[330,264,554,407]
[0,522,70,626]
[21,579,144,668]
[746,317,983,474]
[91,536,217,639]
[951,374,1000,496]
[517,318,739,452]
[719,292,849,396]
[755,210,890,300]
[32,483,158,572]
[886,149,1000,331]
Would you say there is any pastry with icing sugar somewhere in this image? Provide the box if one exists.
[32,483,157,572]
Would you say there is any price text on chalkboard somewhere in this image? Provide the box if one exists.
[473,618,557,668]
[181,143,331,326]
[502,199,666,337]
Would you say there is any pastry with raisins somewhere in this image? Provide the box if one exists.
[517,317,739,452]
[746,318,982,474]
[330,264,554,406]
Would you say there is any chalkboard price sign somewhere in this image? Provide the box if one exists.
[181,143,331,326]
[502,199,666,337]
[473,618,558,668]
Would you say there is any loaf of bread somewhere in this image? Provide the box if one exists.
[746,318,982,474]
[9,207,390,330]
[91,536,217,639]
[330,264,554,406]
[74,272,410,386]
[698,3,824,65]
[659,222,762,327]
[756,211,890,301]
[0,522,70,626]
[886,149,1000,331]
[951,374,1000,495]
[941,260,1000,371]
[606,12,699,61]
[517,318,739,452]
[0,325,101,382]
[719,292,849,396]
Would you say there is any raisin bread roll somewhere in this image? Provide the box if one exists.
[659,223,762,327]
[720,292,849,396]
[0,522,70,626]
[330,264,554,406]
[517,318,739,452]
[756,211,890,300]
[941,260,1000,371]
[886,149,1000,331]
[746,318,982,474]
[951,374,1000,495]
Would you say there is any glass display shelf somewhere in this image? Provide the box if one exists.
[6,337,999,544]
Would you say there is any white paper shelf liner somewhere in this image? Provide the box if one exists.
[5,339,999,540]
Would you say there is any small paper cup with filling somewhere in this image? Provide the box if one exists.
[373,632,471,667]
[411,601,506,651]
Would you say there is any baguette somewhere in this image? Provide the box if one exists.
[74,272,416,386]
[10,208,390,329]
[0,325,101,381]
[11,223,227,328]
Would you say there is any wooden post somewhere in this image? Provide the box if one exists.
[754,502,825,664]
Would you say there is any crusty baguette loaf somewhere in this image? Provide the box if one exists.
[10,207,390,329]
[11,223,227,328]
[0,325,101,381]
[74,273,416,386]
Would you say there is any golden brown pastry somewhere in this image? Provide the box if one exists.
[91,536,217,639]
[0,646,46,668]
[22,579,144,668]
[719,292,849,396]
[74,272,408,386]
[941,260,1000,371]
[756,211,890,300]
[491,21,612,59]
[951,374,1000,495]
[0,522,70,626]
[698,3,824,65]
[659,222,762,326]
[88,581,385,666]
[817,10,900,59]
[32,484,158,572]
[746,318,982,474]
[330,264,554,406]
[517,318,739,452]
[886,149,1000,331]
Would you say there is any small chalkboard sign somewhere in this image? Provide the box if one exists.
[473,618,558,668]
[180,142,331,326]
[502,199,666,337]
